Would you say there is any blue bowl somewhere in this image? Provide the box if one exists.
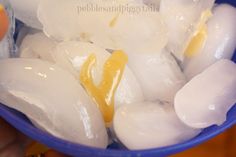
[0,0,236,156]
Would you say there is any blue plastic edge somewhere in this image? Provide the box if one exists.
[0,0,235,156]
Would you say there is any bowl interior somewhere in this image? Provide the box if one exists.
[0,0,236,156]
[0,103,235,157]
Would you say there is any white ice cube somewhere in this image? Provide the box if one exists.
[175,59,236,128]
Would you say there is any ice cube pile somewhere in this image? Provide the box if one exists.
[0,0,235,151]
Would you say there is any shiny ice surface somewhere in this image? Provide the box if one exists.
[127,49,186,102]
[175,59,236,128]
[38,0,168,53]
[114,102,200,150]
[184,4,236,79]
[160,0,215,60]
[0,59,108,148]
[20,32,57,61]
[52,41,144,109]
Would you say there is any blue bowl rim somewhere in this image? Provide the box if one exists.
[1,0,236,156]
[1,52,236,157]
[0,103,235,157]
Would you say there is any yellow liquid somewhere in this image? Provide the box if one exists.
[80,51,128,124]
[184,10,212,58]
[184,24,208,57]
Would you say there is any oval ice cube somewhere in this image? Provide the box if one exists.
[183,4,236,80]
[113,102,200,150]
[38,0,168,53]
[52,41,144,109]
[0,58,108,148]
[175,59,236,128]
[127,49,186,103]
[160,0,215,60]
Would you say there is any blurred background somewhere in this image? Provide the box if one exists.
[172,125,236,157]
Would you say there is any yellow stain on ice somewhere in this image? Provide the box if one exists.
[109,14,120,28]
[184,10,212,57]
[184,24,208,57]
[80,51,128,124]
